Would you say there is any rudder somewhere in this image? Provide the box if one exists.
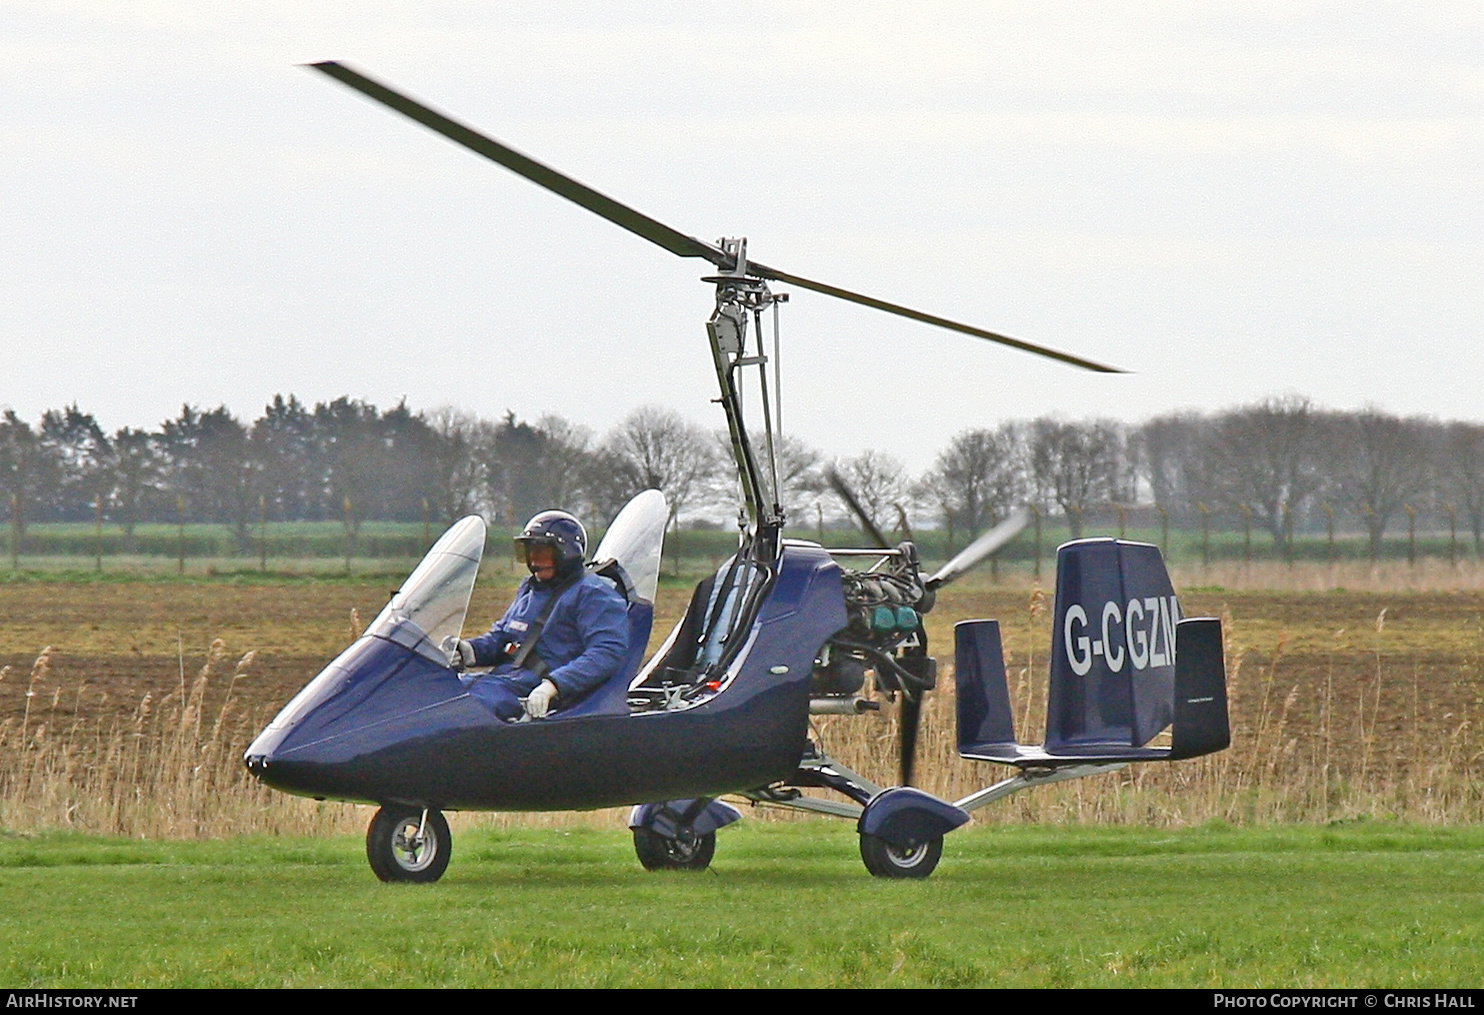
[1046,539,1181,751]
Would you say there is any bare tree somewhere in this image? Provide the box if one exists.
[1199,395,1322,554]
[603,406,718,527]
[535,414,597,520]
[1330,408,1432,558]
[919,426,1025,545]
[1028,418,1124,539]
[1138,411,1209,520]
[832,449,910,537]
[1439,422,1484,554]
[425,406,489,523]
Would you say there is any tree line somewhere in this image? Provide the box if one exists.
[2,394,1482,556]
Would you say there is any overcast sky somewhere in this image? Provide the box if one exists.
[2,2,1479,471]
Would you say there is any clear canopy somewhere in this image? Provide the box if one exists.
[593,489,667,603]
[366,515,486,666]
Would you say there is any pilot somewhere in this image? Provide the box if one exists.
[451,510,629,721]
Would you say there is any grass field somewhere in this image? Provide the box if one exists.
[2,822,1481,987]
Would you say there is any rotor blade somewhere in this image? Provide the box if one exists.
[308,61,730,267]
[899,693,922,787]
[926,507,1030,589]
[749,261,1124,373]
[826,468,889,549]
[311,62,1121,373]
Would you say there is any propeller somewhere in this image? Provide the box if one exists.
[307,61,1123,374]
[898,693,922,787]
[925,508,1030,590]
[825,468,889,549]
[826,467,1031,784]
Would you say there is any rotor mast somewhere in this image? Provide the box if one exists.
[706,238,785,559]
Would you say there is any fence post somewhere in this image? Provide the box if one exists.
[1030,504,1042,581]
[1323,502,1335,562]
[1115,503,1126,540]
[1405,504,1416,566]
[259,494,268,572]
[8,494,16,570]
[343,496,354,574]
[1446,502,1457,566]
[988,511,999,583]
[1240,504,1252,564]
[176,495,186,575]
[94,497,103,572]
[1158,504,1169,559]
[1197,502,1210,567]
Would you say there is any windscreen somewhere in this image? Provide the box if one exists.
[593,489,667,603]
[367,515,486,665]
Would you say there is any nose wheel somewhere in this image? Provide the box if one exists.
[367,806,452,883]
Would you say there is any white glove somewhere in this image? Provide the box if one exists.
[448,639,477,671]
[525,679,559,719]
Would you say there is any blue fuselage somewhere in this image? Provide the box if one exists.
[244,543,846,811]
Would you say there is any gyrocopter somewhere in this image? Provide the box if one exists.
[244,63,1230,881]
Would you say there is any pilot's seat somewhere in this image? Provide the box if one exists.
[624,554,768,709]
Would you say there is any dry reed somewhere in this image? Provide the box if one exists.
[3,581,1482,838]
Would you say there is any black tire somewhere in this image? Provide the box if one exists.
[859,832,942,879]
[633,827,715,871]
[366,806,451,883]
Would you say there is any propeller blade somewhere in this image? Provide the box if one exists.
[926,507,1030,589]
[748,262,1124,373]
[892,502,916,544]
[307,61,729,267]
[826,468,889,549]
[899,692,922,787]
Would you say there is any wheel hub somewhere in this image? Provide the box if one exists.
[887,840,930,868]
[392,820,437,872]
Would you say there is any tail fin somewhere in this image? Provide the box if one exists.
[1169,617,1230,759]
[1047,539,1180,751]
[954,620,1016,756]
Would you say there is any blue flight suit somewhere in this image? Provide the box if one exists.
[464,570,629,719]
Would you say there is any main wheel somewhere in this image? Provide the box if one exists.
[859,832,942,879]
[633,827,715,871]
[366,806,451,883]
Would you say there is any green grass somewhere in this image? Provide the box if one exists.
[2,821,1481,987]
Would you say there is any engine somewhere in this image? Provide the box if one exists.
[813,542,937,699]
